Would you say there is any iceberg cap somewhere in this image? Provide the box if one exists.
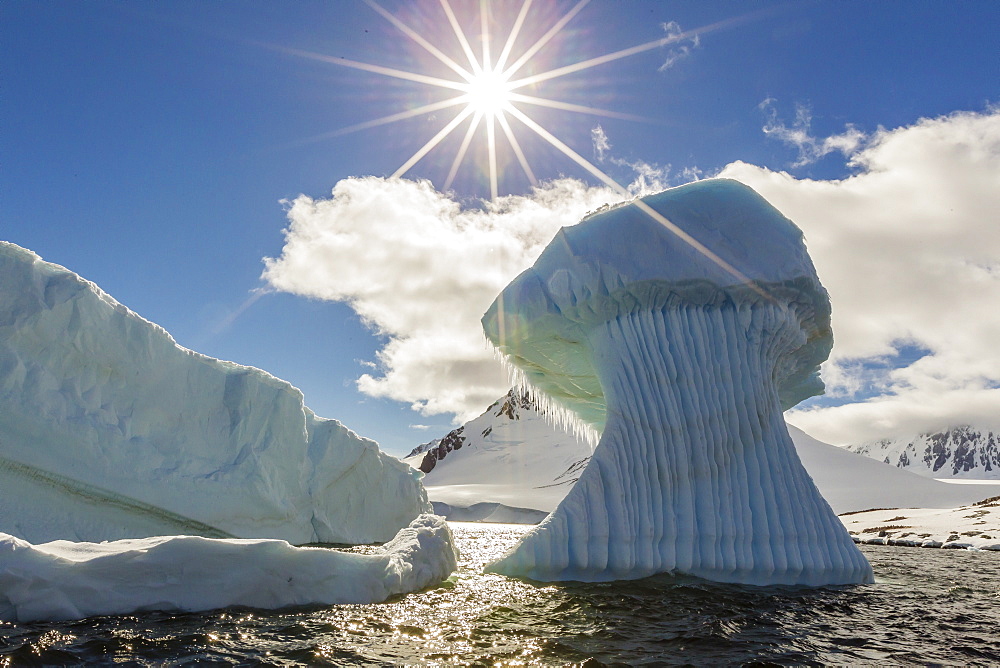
[482,178,833,430]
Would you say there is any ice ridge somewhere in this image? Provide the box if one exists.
[0,241,430,544]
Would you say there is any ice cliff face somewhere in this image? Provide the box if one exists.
[0,242,430,544]
[482,179,874,586]
[848,426,1000,479]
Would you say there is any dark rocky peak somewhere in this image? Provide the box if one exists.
[856,425,1000,477]
[418,426,466,474]
[407,438,440,459]
[492,388,536,420]
[412,388,541,475]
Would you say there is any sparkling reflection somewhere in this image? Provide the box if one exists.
[2,523,1000,665]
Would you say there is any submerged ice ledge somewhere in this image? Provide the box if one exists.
[482,179,874,586]
[0,514,458,623]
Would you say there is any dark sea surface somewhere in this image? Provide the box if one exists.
[2,522,999,666]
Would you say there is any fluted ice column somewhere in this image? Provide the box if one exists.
[488,303,872,585]
[483,179,874,585]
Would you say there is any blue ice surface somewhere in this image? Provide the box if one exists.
[0,241,430,546]
[483,178,832,432]
[483,179,873,586]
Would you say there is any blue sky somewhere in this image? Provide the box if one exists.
[4,1,999,455]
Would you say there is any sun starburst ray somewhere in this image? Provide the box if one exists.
[486,113,499,200]
[502,0,590,80]
[363,0,474,83]
[332,96,471,137]
[439,0,483,75]
[494,0,534,73]
[444,111,484,190]
[276,46,467,91]
[508,37,685,89]
[496,110,536,185]
[507,93,652,123]
[504,105,619,190]
[480,0,492,70]
[508,14,756,89]
[393,107,475,178]
[281,96,469,148]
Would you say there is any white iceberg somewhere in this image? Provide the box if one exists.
[0,514,457,623]
[482,179,874,586]
[0,241,429,545]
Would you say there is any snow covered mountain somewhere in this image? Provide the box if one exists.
[404,390,591,522]
[407,391,1000,520]
[846,426,1000,479]
[0,242,429,544]
[407,438,440,460]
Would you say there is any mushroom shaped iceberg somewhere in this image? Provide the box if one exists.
[482,179,873,586]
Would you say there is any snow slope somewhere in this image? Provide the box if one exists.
[481,180,872,586]
[407,395,1000,520]
[847,426,1000,479]
[842,499,1000,551]
[0,242,429,544]
[0,514,457,623]
[404,391,588,522]
[792,426,1000,511]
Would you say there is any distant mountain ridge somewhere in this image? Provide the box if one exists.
[846,426,1000,479]
[406,439,439,460]
[405,391,1000,523]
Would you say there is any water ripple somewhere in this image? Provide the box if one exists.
[2,523,998,665]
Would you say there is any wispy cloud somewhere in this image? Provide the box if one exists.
[658,21,700,71]
[591,124,611,162]
[759,98,868,167]
[591,125,696,195]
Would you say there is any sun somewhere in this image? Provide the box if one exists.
[277,0,697,199]
[276,0,746,203]
[464,68,512,117]
[275,0,762,299]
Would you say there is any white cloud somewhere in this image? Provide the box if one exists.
[264,108,1000,445]
[719,108,1000,444]
[658,21,700,72]
[591,124,611,162]
[262,177,621,421]
[592,124,679,196]
[760,99,868,167]
[618,159,670,196]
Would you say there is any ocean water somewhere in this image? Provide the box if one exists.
[2,522,998,666]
